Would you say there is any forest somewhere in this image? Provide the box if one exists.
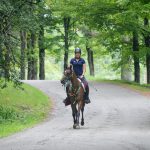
[0,0,150,87]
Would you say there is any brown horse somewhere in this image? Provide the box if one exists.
[61,66,85,129]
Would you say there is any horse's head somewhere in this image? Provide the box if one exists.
[60,65,73,85]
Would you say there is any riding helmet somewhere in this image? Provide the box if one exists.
[74,48,81,54]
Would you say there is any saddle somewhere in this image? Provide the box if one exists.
[64,77,88,106]
[77,77,88,92]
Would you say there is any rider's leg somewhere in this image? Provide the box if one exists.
[80,76,91,104]
[63,86,71,105]
[85,84,91,104]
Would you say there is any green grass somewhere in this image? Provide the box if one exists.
[88,76,150,93]
[0,82,52,138]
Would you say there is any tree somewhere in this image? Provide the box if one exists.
[49,0,79,71]
[80,26,95,76]
[144,18,150,84]
[0,0,42,86]
[133,30,140,83]
[63,17,70,70]
[20,30,26,80]
[39,25,45,80]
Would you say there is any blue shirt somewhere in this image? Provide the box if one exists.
[70,58,85,76]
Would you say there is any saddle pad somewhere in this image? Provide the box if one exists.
[77,78,86,92]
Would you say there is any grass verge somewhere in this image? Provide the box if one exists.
[88,76,150,97]
[0,82,52,138]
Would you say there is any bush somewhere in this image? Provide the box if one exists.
[0,106,23,123]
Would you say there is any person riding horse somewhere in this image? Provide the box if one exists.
[63,48,91,105]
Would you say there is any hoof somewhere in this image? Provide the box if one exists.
[73,124,80,129]
[76,124,80,129]
[81,121,84,126]
[73,124,76,129]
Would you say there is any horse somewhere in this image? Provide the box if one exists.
[61,65,85,129]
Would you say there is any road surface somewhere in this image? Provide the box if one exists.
[0,80,150,150]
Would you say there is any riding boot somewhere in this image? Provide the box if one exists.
[84,86,91,104]
[63,96,71,106]
[63,86,71,106]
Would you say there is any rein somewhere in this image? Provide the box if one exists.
[62,69,82,104]
[69,83,81,104]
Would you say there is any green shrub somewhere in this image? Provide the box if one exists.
[0,106,23,123]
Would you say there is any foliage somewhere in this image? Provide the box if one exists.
[1,0,150,83]
[0,81,51,137]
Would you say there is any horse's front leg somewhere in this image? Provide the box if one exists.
[76,101,82,129]
[71,102,77,129]
[76,111,80,128]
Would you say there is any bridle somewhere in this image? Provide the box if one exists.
[61,69,73,85]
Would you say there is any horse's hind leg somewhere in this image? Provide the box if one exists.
[81,106,84,126]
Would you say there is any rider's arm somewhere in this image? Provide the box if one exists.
[81,58,86,77]
[82,64,86,76]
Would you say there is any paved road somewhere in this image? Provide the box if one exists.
[0,81,150,150]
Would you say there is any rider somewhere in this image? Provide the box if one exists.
[63,47,91,105]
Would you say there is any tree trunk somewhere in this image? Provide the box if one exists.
[144,18,150,84]
[31,32,37,80]
[133,31,140,83]
[27,32,37,80]
[0,44,3,77]
[4,24,11,80]
[86,46,94,76]
[4,43,10,80]
[20,30,26,80]
[63,17,70,70]
[39,25,45,80]
[27,33,32,80]
[0,19,3,77]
